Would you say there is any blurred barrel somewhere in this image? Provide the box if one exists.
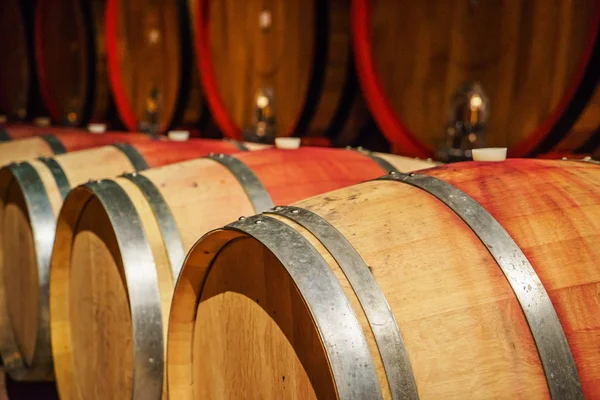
[195,0,368,145]
[0,139,245,381]
[0,0,42,120]
[106,0,205,133]
[169,159,600,398]
[34,0,113,126]
[49,148,434,399]
[352,0,600,157]
[0,130,154,167]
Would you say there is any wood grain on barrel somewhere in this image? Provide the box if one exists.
[50,148,433,399]
[178,159,599,398]
[0,139,242,381]
[207,0,313,136]
[198,0,362,143]
[69,198,133,400]
[356,0,599,156]
[107,0,202,132]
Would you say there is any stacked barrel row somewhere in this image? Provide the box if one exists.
[0,123,599,399]
[0,0,598,156]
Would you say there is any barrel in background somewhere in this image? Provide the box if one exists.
[195,0,370,146]
[106,0,205,134]
[34,0,115,127]
[352,0,600,157]
[0,0,45,121]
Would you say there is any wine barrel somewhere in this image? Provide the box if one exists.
[34,0,113,126]
[168,159,600,399]
[106,0,204,133]
[352,0,600,157]
[48,147,434,399]
[195,0,367,145]
[0,131,154,167]
[0,0,37,120]
[0,139,245,381]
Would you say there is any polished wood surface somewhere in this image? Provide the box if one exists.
[0,0,32,119]
[0,139,243,380]
[49,148,434,399]
[198,0,363,144]
[174,159,600,398]
[106,0,203,132]
[354,0,599,156]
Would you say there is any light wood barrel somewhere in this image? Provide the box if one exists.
[352,0,600,157]
[0,131,154,168]
[0,0,36,120]
[195,0,368,145]
[48,148,434,399]
[0,139,244,381]
[168,159,600,399]
[34,0,113,126]
[106,0,205,133]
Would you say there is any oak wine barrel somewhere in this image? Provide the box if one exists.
[48,147,434,399]
[168,159,600,398]
[0,138,246,381]
[0,0,42,120]
[352,0,600,157]
[0,130,154,168]
[106,0,205,133]
[34,0,114,126]
[195,0,368,145]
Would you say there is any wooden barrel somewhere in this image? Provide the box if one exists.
[352,0,600,157]
[34,0,113,126]
[0,0,36,120]
[166,158,600,399]
[195,0,368,145]
[0,131,155,167]
[106,0,204,133]
[48,148,434,399]
[0,138,245,381]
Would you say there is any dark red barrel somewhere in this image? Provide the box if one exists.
[352,0,600,157]
[34,0,115,127]
[0,0,44,121]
